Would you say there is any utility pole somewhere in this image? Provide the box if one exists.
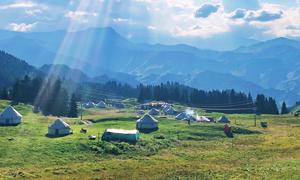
[80,102,83,122]
[253,107,257,127]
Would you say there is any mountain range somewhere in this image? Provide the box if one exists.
[0,27,300,104]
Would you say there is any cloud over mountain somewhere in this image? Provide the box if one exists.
[195,4,220,18]
[246,10,283,22]
[0,0,299,49]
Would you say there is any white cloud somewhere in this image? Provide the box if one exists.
[113,18,129,23]
[252,6,300,37]
[8,22,37,32]
[229,9,247,19]
[65,11,98,23]
[195,4,220,18]
[25,9,42,16]
[147,25,157,30]
[0,2,37,10]
[246,10,283,22]
[0,0,300,40]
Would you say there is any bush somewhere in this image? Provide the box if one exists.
[153,134,166,139]
[90,134,175,156]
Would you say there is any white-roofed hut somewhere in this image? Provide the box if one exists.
[218,116,230,123]
[136,114,159,132]
[48,119,72,137]
[96,101,106,108]
[83,101,95,108]
[164,107,177,115]
[0,106,22,126]
[148,108,160,116]
[137,110,145,115]
[175,112,190,120]
[196,116,211,122]
[102,129,140,142]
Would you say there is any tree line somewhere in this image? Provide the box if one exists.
[0,76,289,115]
[138,82,281,114]
[0,75,78,117]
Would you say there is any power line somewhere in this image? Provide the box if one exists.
[196,100,253,106]
[201,107,255,111]
[198,102,253,108]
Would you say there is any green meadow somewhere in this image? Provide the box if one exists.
[0,100,300,179]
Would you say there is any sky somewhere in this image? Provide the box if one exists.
[0,0,300,47]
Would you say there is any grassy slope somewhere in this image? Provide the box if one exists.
[0,100,300,179]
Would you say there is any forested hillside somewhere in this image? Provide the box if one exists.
[0,50,36,87]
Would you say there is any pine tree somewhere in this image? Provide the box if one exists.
[281,101,288,114]
[0,88,9,100]
[68,94,78,118]
[11,79,20,104]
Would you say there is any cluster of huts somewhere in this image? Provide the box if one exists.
[83,101,106,109]
[138,103,231,124]
[0,102,231,142]
[83,101,126,109]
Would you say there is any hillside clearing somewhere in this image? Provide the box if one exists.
[0,100,300,179]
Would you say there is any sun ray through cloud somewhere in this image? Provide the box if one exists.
[33,0,115,107]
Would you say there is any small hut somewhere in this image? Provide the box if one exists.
[136,114,159,131]
[137,110,145,115]
[102,129,139,142]
[164,107,177,115]
[218,116,230,123]
[48,119,71,137]
[96,101,106,108]
[196,116,211,122]
[148,108,160,116]
[175,112,190,120]
[83,101,95,108]
[0,106,22,125]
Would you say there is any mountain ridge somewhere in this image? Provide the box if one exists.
[0,28,300,104]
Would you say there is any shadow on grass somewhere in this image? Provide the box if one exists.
[232,127,261,135]
[45,133,72,138]
[91,117,136,123]
[138,128,159,134]
[0,123,21,126]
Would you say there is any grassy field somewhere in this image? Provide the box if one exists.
[0,100,300,179]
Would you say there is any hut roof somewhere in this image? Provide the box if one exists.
[49,119,70,129]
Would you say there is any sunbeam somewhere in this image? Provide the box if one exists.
[34,0,114,107]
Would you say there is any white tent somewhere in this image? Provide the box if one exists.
[96,101,106,108]
[164,107,176,115]
[48,118,71,137]
[162,104,171,111]
[196,116,211,122]
[175,112,190,120]
[218,116,230,123]
[136,114,158,130]
[83,101,95,108]
[0,106,22,125]
[137,110,145,115]
[148,108,160,116]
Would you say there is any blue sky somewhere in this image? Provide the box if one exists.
[0,0,300,45]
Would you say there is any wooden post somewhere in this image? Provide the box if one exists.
[80,102,83,122]
[253,107,257,127]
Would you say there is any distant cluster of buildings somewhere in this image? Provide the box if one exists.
[0,100,231,142]
[82,101,125,109]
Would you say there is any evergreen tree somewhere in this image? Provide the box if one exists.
[269,97,279,115]
[11,79,21,104]
[281,101,288,114]
[0,88,9,100]
[68,94,78,118]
